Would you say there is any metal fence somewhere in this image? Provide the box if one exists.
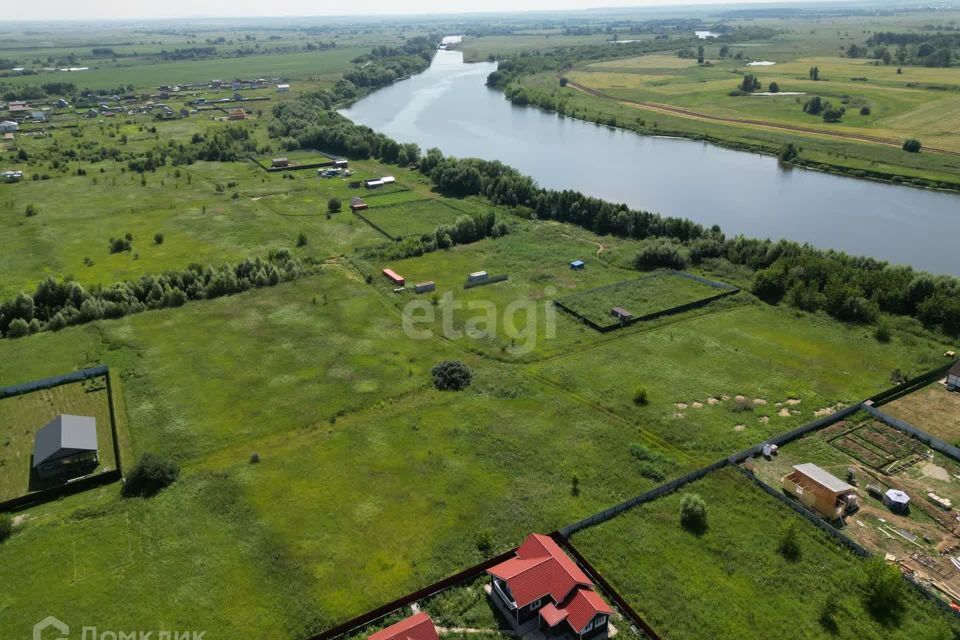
[863,404,960,462]
[0,365,108,400]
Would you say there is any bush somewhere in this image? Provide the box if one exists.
[874,321,892,343]
[863,557,905,623]
[822,107,844,123]
[297,232,308,247]
[860,105,871,115]
[109,237,132,253]
[154,233,164,245]
[778,520,802,561]
[24,204,38,217]
[633,239,687,271]
[249,452,260,464]
[680,493,707,533]
[629,443,676,482]
[903,138,922,153]
[779,143,800,162]
[633,387,649,406]
[768,81,780,93]
[0,513,12,543]
[328,197,342,213]
[122,453,180,498]
[431,360,473,391]
[6,318,29,338]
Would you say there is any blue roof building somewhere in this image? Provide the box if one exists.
[570,260,585,270]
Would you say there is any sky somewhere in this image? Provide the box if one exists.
[4,0,823,22]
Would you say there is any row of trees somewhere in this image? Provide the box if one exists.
[0,252,306,339]
[864,32,958,67]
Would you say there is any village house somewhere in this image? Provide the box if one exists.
[276,83,290,92]
[610,307,633,323]
[488,533,613,638]
[227,108,247,120]
[271,158,290,168]
[33,414,99,480]
[368,613,438,640]
[781,463,855,520]
[350,196,368,211]
[7,101,30,114]
[570,260,585,271]
[0,120,18,132]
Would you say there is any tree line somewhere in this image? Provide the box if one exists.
[0,252,306,339]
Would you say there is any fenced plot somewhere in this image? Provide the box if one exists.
[555,270,736,330]
[0,375,118,503]
[827,421,923,471]
[359,199,465,239]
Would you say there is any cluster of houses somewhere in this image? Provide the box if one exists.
[369,534,613,640]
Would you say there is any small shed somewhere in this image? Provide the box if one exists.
[227,108,247,120]
[31,111,46,122]
[271,157,290,168]
[350,196,367,211]
[276,83,290,92]
[86,108,98,118]
[56,98,69,108]
[781,463,855,520]
[570,260,585,271]
[380,176,396,185]
[33,415,99,479]
[383,268,405,286]
[365,179,384,189]
[334,159,349,169]
[415,281,436,294]
[467,271,489,284]
[884,489,911,513]
[611,307,633,323]
[947,362,960,389]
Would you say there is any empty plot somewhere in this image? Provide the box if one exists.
[557,271,731,328]
[883,382,960,445]
[361,199,470,238]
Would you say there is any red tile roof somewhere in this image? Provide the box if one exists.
[368,613,438,640]
[487,533,593,608]
[539,602,568,628]
[563,588,613,633]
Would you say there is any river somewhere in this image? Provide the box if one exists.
[343,49,960,275]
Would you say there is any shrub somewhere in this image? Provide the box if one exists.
[122,453,180,498]
[328,197,342,213]
[249,452,260,464]
[903,138,922,153]
[803,96,827,115]
[431,360,472,391]
[24,204,38,217]
[768,81,780,93]
[633,387,649,406]
[822,107,844,123]
[863,557,905,623]
[633,239,687,271]
[629,443,676,482]
[297,232,308,247]
[680,493,707,533]
[0,513,12,543]
[6,318,29,338]
[860,105,871,115]
[874,321,892,343]
[109,237,132,253]
[779,143,800,162]
[154,233,164,245]
[778,520,802,561]
[475,528,494,555]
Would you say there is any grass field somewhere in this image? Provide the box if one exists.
[557,271,730,328]
[359,198,466,238]
[883,381,960,445]
[0,378,116,501]
[572,467,958,640]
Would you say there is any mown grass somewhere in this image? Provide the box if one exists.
[0,378,116,500]
[557,271,728,328]
[360,198,465,238]
[883,382,960,445]
[572,467,958,640]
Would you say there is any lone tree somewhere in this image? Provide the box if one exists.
[768,81,780,93]
[778,520,802,561]
[431,360,473,391]
[328,197,342,213]
[779,142,801,162]
[903,138,922,153]
[122,453,180,498]
[680,493,708,533]
[739,73,761,92]
[697,45,705,64]
[803,96,827,116]
[809,66,820,80]
[863,557,905,623]
[822,107,844,123]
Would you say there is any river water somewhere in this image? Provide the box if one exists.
[343,49,960,275]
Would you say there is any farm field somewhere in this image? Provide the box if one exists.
[750,413,960,603]
[572,467,957,640]
[556,270,731,328]
[884,382,960,446]
[359,198,468,239]
[0,378,117,501]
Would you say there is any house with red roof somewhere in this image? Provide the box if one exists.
[368,612,438,640]
[487,533,613,638]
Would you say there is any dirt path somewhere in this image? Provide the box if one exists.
[566,80,960,156]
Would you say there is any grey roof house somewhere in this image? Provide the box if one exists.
[33,414,99,479]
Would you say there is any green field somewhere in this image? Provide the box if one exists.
[572,468,957,640]
[359,198,466,238]
[557,271,731,328]
[0,378,117,501]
